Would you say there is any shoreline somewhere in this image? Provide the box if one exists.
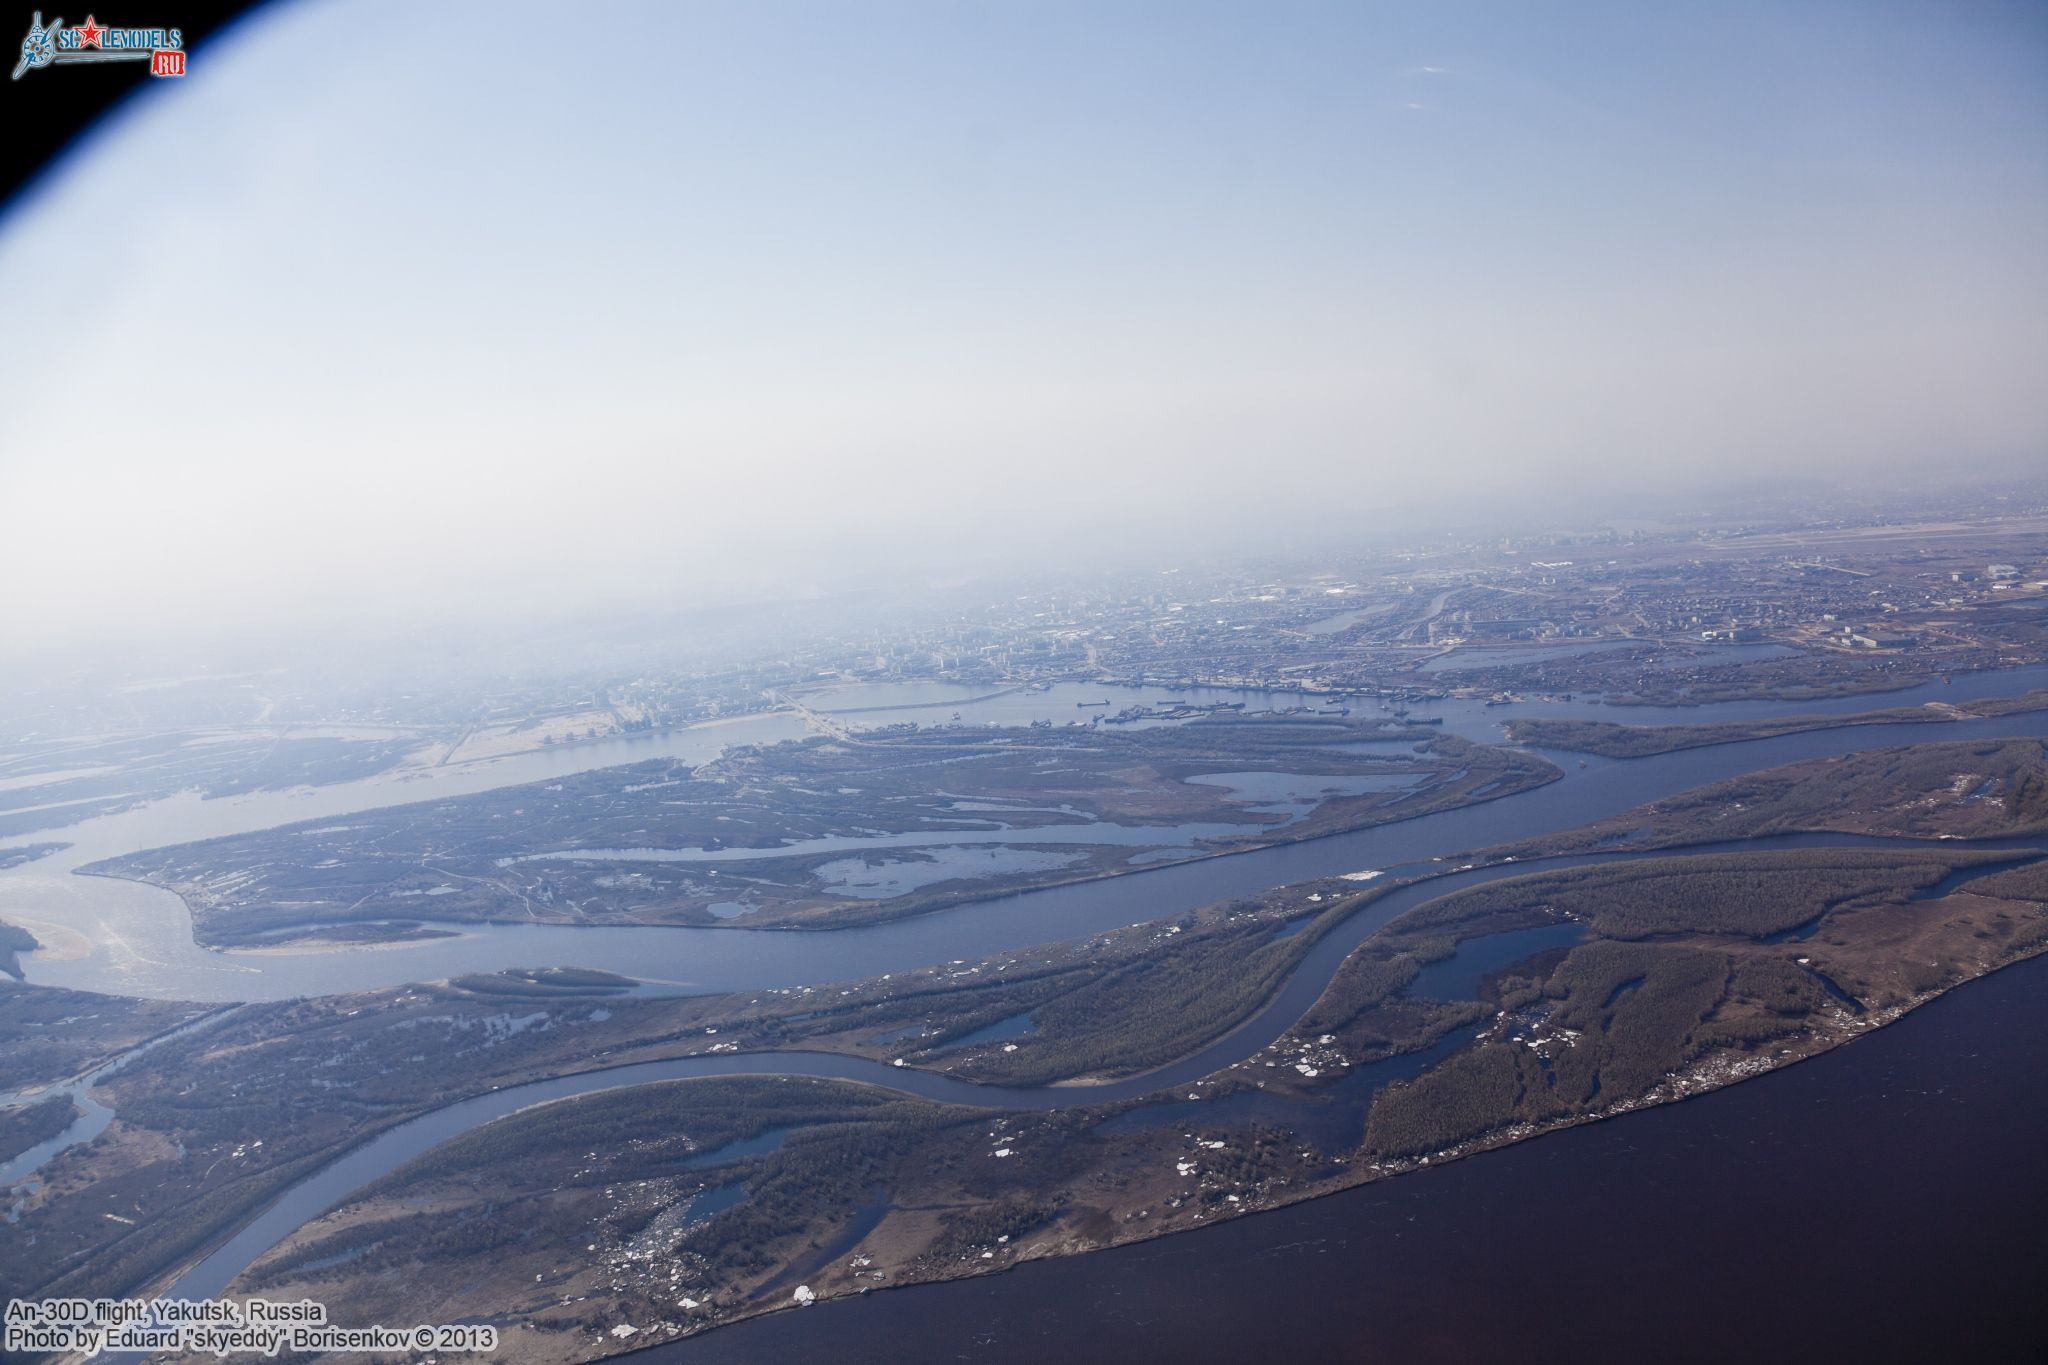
[106,835,2041,1345]
[213,920,2048,1361]
[83,759,1563,957]
[0,913,90,963]
[630,936,2048,1357]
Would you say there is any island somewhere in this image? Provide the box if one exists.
[5,735,2043,1359]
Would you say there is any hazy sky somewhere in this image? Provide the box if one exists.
[1,0,2043,648]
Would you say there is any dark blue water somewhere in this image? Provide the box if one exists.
[1407,920,1588,1000]
[1094,1031,1469,1154]
[156,828,2048,1307]
[683,1127,791,1169]
[944,1011,1039,1049]
[648,951,2048,1364]
[96,682,2048,1320]
[678,1182,748,1229]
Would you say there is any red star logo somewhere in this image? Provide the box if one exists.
[76,16,103,48]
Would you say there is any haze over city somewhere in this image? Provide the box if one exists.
[0,0,2042,653]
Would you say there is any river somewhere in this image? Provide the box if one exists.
[7,686,2048,1003]
[8,669,2045,1338]
[656,948,2048,1364]
[152,830,2046,1305]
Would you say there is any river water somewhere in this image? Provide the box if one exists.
[659,949,2048,1364]
[153,824,2048,1306]
[4,669,2047,1002]
[10,668,2046,1336]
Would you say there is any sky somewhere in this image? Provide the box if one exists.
[0,0,2043,651]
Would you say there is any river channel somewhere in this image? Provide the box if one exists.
[5,667,2046,1003]
[660,949,2048,1363]
[152,824,2047,1305]
[6,668,2045,1325]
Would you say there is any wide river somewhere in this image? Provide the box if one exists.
[155,826,2046,1308]
[6,665,2047,1002]
[662,948,2048,1363]
[8,667,2047,1336]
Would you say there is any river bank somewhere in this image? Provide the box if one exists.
[12,710,2048,1004]
[656,946,2048,1364]
[110,831,2044,1355]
